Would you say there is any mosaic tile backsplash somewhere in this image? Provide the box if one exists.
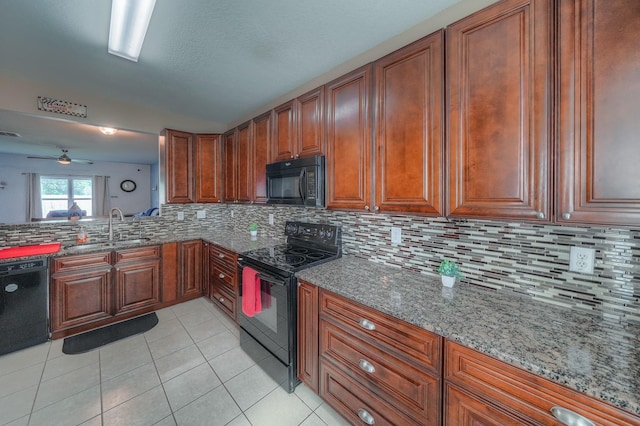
[2,203,638,323]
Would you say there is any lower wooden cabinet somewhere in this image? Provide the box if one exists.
[160,240,203,308]
[50,246,161,339]
[207,243,238,321]
[114,246,161,316]
[297,280,319,392]
[444,340,640,426]
[318,289,442,425]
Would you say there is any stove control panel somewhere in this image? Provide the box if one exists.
[285,221,341,246]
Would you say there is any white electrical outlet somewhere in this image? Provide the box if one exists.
[269,214,274,225]
[177,211,184,221]
[231,210,234,218]
[196,210,206,219]
[391,227,402,244]
[569,246,595,274]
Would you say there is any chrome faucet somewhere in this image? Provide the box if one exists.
[108,207,124,241]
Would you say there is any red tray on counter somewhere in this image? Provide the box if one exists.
[0,243,62,259]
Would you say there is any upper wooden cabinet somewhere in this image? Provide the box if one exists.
[195,134,222,203]
[272,100,297,161]
[236,121,252,203]
[446,0,552,221]
[272,89,325,162]
[374,30,444,215]
[326,65,372,210]
[296,87,325,159]
[557,0,640,226]
[252,111,272,203]
[163,129,195,204]
[162,129,222,204]
[223,129,237,203]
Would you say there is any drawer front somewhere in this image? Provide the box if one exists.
[445,341,640,426]
[320,290,441,373]
[210,263,236,293]
[320,359,425,426]
[52,252,112,273]
[115,245,160,263]
[444,383,527,426]
[210,284,236,319]
[321,319,440,424]
[208,244,237,268]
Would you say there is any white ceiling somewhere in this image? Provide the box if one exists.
[0,0,464,164]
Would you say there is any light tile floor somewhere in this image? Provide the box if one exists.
[0,298,350,426]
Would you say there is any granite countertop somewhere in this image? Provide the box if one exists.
[296,256,640,416]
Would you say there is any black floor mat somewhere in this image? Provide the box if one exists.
[62,312,158,355]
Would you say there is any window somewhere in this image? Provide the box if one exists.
[40,176,93,218]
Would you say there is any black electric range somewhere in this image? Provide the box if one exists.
[237,221,342,392]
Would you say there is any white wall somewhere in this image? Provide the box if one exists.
[0,153,152,224]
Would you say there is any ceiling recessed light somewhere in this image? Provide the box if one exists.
[99,127,118,135]
[108,0,156,62]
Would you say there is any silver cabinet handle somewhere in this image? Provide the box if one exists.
[218,253,225,258]
[373,206,379,211]
[359,318,376,331]
[550,406,594,426]
[357,408,375,425]
[364,205,370,211]
[358,359,375,374]
[219,273,225,279]
[562,212,571,220]
[536,211,545,219]
[219,297,225,303]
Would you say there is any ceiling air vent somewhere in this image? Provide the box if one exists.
[0,131,22,138]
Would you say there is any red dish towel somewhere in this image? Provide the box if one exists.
[242,267,262,317]
[0,243,61,259]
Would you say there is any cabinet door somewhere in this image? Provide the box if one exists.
[297,87,325,158]
[252,111,271,203]
[446,0,552,221]
[223,129,237,203]
[195,134,222,203]
[114,259,160,315]
[236,121,253,203]
[297,281,319,393]
[165,129,195,204]
[445,384,525,426]
[161,242,179,305]
[50,267,113,333]
[374,31,444,215]
[557,0,640,226]
[272,100,297,161]
[326,65,372,211]
[180,240,203,299]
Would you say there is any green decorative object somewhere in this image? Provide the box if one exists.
[438,259,463,278]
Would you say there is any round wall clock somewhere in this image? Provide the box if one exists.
[120,179,136,192]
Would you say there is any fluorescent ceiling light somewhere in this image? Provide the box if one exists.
[108,0,156,62]
[99,126,118,135]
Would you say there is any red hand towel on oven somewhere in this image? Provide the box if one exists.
[242,267,259,317]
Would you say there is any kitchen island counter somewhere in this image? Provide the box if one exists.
[296,255,640,416]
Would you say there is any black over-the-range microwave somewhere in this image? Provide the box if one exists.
[266,155,325,207]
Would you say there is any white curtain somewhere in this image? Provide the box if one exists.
[93,176,111,217]
[25,173,42,221]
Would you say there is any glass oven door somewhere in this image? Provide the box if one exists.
[239,268,292,365]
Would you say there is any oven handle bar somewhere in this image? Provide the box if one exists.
[256,272,288,287]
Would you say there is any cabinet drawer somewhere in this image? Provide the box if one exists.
[210,263,236,293]
[208,244,237,268]
[320,359,423,426]
[52,252,112,273]
[445,341,640,426]
[320,290,441,374]
[210,285,236,318]
[321,319,440,425]
[115,245,160,262]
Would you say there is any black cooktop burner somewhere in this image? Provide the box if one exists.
[240,221,342,274]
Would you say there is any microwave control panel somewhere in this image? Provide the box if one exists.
[306,171,316,199]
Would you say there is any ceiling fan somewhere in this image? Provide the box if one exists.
[28,149,93,165]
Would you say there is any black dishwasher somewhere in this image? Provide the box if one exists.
[0,259,49,355]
